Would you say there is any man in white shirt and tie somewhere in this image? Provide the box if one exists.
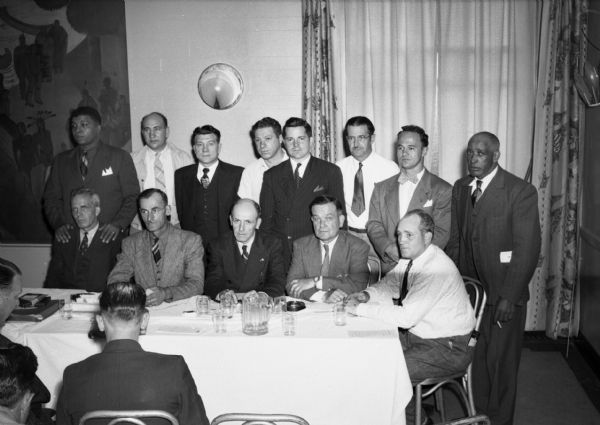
[367,125,452,274]
[131,112,193,231]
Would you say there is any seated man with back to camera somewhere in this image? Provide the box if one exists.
[44,188,121,292]
[108,189,204,306]
[205,198,286,299]
[56,282,209,425]
[345,210,475,425]
[287,195,369,303]
[0,343,39,425]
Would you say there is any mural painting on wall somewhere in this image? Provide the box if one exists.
[0,0,130,243]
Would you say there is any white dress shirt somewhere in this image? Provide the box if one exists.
[356,244,476,339]
[238,152,288,202]
[144,146,175,204]
[236,234,255,256]
[196,160,219,183]
[398,168,425,218]
[337,152,399,229]
[289,156,310,179]
[80,222,99,247]
[469,164,498,195]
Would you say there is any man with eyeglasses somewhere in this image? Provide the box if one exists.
[260,117,345,269]
[287,195,369,303]
[367,125,452,274]
[108,188,204,306]
[130,112,193,231]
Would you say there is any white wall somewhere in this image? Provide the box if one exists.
[125,0,303,166]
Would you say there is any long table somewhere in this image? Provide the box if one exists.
[4,289,412,425]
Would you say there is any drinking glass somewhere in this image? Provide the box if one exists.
[196,295,210,315]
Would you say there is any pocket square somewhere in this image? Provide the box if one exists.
[313,185,324,192]
[102,167,113,176]
[423,199,433,208]
[259,258,265,263]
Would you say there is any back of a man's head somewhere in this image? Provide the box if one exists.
[98,282,147,340]
[0,343,37,411]
[0,258,22,326]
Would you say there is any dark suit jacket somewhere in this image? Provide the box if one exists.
[108,224,204,300]
[205,230,286,298]
[286,231,369,300]
[446,167,541,305]
[260,156,345,267]
[44,226,121,291]
[175,161,243,242]
[55,339,209,425]
[43,142,139,230]
[367,169,452,272]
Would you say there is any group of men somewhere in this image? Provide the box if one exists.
[36,105,540,425]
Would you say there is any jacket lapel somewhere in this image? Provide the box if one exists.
[85,143,109,187]
[307,236,323,278]
[278,160,295,201]
[243,234,266,288]
[385,179,400,224]
[329,232,348,276]
[408,170,432,211]
[475,167,505,217]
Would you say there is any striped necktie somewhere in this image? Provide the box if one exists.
[351,162,365,216]
[294,163,302,188]
[201,168,210,189]
[79,231,89,256]
[151,235,161,263]
[242,245,249,262]
[80,152,88,180]
[320,243,330,277]
[471,179,483,206]
[154,152,166,191]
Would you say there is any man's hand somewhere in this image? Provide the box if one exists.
[344,291,370,315]
[384,244,399,262]
[55,224,73,243]
[146,287,166,307]
[288,278,316,298]
[325,289,347,304]
[99,223,120,243]
[494,297,515,324]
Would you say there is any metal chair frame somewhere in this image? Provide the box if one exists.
[210,412,310,425]
[438,414,491,425]
[366,254,382,286]
[78,410,179,425]
[414,276,487,425]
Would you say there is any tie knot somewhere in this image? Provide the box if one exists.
[398,171,418,185]
[476,179,482,188]
[296,163,302,171]
[203,168,209,175]
[358,162,363,169]
[323,243,329,253]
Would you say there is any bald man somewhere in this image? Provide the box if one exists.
[204,199,286,299]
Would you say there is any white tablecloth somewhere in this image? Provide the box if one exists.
[6,289,412,425]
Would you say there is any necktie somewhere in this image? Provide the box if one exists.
[351,162,365,216]
[80,151,88,180]
[294,163,302,188]
[201,168,210,189]
[79,231,89,256]
[151,235,161,263]
[154,152,166,191]
[471,179,483,206]
[242,244,249,261]
[398,171,418,185]
[399,260,413,305]
[320,243,330,277]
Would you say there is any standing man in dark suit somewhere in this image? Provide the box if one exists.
[446,131,541,425]
[367,125,452,274]
[205,199,286,299]
[56,282,209,425]
[260,117,345,268]
[287,195,369,303]
[43,106,139,244]
[175,125,243,246]
[44,188,121,291]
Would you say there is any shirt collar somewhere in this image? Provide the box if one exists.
[290,156,311,171]
[80,222,99,242]
[397,168,425,184]
[470,165,498,192]
[236,233,256,253]
[320,234,339,252]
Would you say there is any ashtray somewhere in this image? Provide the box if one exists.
[286,300,306,312]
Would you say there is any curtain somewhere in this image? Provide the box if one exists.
[302,0,338,162]
[530,0,586,338]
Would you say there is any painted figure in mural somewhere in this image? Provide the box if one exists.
[48,19,68,74]
[13,34,28,102]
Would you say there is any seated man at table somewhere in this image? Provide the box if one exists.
[205,198,286,299]
[0,258,52,425]
[0,343,38,425]
[56,282,209,425]
[345,210,475,425]
[287,195,369,303]
[44,188,122,291]
[108,188,204,306]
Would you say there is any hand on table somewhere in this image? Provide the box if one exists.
[325,289,347,304]
[55,224,73,243]
[344,291,370,315]
[494,297,515,324]
[146,287,166,307]
[288,278,315,298]
[99,223,121,243]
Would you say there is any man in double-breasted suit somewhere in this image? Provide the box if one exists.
[56,282,209,425]
[44,188,121,292]
[446,132,541,425]
[175,125,243,246]
[108,189,204,306]
[260,117,345,269]
[287,195,369,303]
[367,125,452,274]
[43,106,139,245]
[205,199,286,299]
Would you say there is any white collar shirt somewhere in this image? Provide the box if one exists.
[469,164,498,195]
[398,168,425,219]
[144,145,175,206]
[289,156,311,179]
[80,222,100,247]
[238,151,288,202]
[196,160,219,183]
[236,234,256,256]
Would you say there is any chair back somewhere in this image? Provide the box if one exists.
[78,410,179,425]
[211,412,310,425]
[462,276,487,335]
[439,414,491,425]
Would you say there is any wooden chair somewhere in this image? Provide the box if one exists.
[78,410,178,425]
[210,412,310,425]
[414,276,487,425]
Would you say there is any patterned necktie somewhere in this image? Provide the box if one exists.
[151,235,161,263]
[351,162,365,216]
[398,171,418,185]
[201,168,210,189]
[80,151,88,180]
[294,163,302,188]
[471,179,483,206]
[242,245,249,262]
[154,152,166,191]
[79,231,89,256]
[399,259,413,305]
[320,243,330,277]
